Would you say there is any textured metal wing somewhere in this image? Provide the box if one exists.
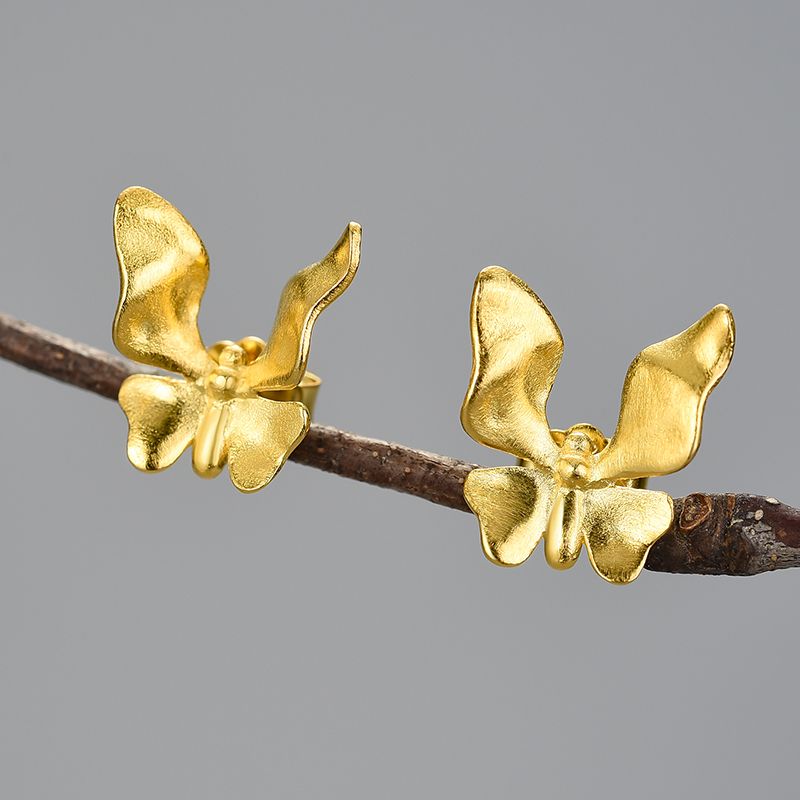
[118,374,205,471]
[594,304,735,481]
[224,397,310,492]
[580,487,674,584]
[244,222,361,391]
[461,267,562,468]
[463,466,557,566]
[113,186,213,378]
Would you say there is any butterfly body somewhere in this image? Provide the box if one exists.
[192,400,231,478]
[554,424,606,487]
[545,488,584,570]
[205,344,249,398]
[192,341,264,479]
[546,424,611,570]
[461,266,733,583]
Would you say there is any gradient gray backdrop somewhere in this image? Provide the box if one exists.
[1,2,798,798]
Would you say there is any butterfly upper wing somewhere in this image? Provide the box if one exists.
[119,374,205,471]
[580,487,674,584]
[461,267,562,469]
[113,186,213,378]
[594,304,735,482]
[244,222,361,392]
[464,466,557,566]
[224,396,310,492]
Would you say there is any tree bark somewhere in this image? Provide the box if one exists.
[1,311,798,577]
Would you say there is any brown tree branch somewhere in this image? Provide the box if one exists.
[1,311,798,577]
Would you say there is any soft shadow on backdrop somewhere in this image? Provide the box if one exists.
[1,2,798,798]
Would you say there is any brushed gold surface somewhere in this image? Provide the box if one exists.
[460,267,562,470]
[580,487,674,584]
[112,186,360,492]
[244,222,361,391]
[461,267,734,584]
[223,397,309,493]
[463,466,556,566]
[113,187,213,379]
[118,374,205,471]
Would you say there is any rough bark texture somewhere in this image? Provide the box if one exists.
[296,425,475,512]
[2,311,799,577]
[0,315,135,399]
[649,493,800,576]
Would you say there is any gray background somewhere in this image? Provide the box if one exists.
[1,1,798,797]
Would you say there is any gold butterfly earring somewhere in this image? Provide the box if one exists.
[112,186,361,492]
[461,267,735,584]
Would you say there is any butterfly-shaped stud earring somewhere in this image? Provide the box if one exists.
[461,267,735,584]
[112,186,361,492]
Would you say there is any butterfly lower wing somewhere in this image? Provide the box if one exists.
[594,305,734,482]
[244,223,361,392]
[464,466,556,566]
[113,186,213,378]
[224,397,310,492]
[118,374,205,471]
[580,487,674,584]
[461,267,562,469]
